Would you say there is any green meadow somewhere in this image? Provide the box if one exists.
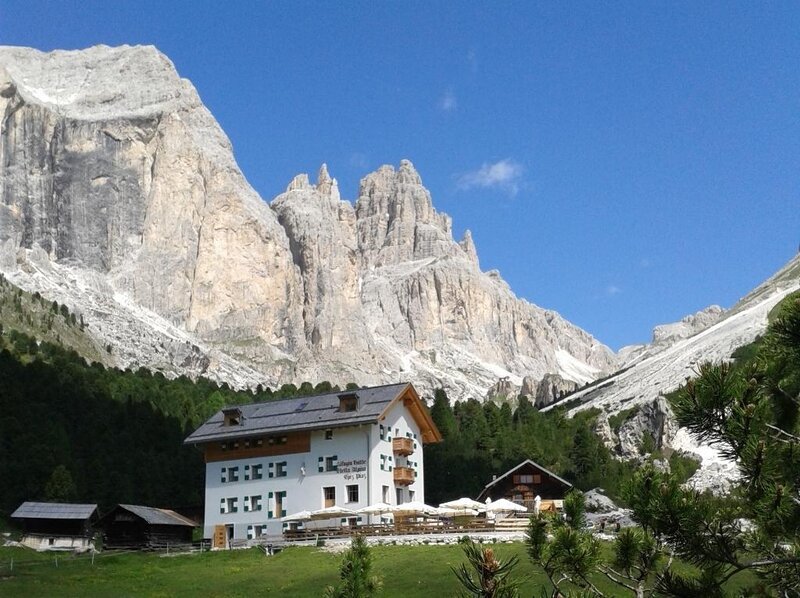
[0,542,754,597]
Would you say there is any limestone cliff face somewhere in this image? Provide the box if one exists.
[0,44,617,396]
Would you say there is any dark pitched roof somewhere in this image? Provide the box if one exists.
[114,504,196,527]
[11,501,97,520]
[184,383,414,445]
[479,459,573,495]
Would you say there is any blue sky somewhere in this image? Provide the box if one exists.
[2,2,798,350]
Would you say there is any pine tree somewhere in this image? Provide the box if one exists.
[453,540,521,598]
[624,293,800,595]
[324,535,382,597]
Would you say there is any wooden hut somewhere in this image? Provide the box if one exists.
[99,504,196,550]
[10,501,98,551]
[477,459,573,512]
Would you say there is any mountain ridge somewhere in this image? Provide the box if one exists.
[0,44,616,397]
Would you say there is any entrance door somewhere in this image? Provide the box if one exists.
[226,524,234,548]
[213,525,226,549]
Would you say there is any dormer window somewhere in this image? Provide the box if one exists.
[338,393,358,412]
[223,408,242,427]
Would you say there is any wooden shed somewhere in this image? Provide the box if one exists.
[10,501,98,552]
[99,504,196,550]
[477,459,573,511]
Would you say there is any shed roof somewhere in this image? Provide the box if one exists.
[11,501,97,520]
[113,504,196,527]
[184,382,441,445]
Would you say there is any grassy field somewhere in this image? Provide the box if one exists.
[0,541,756,597]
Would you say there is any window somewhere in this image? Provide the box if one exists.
[276,461,287,477]
[380,454,392,472]
[325,456,338,472]
[222,408,242,426]
[267,436,287,446]
[379,424,386,440]
[244,495,262,512]
[268,491,287,518]
[396,488,403,505]
[409,490,415,502]
[346,484,359,503]
[513,474,534,484]
[228,466,239,482]
[220,497,238,514]
[325,429,333,440]
[533,474,541,484]
[382,485,389,503]
[337,393,358,412]
[252,464,263,480]
[323,486,336,507]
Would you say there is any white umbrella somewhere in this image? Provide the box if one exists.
[485,498,527,513]
[436,506,478,517]
[439,497,487,513]
[390,501,438,516]
[310,505,356,520]
[282,510,313,522]
[356,502,394,515]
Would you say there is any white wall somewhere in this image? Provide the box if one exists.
[203,424,377,539]
[202,402,431,540]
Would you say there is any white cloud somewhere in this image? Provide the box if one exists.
[606,285,622,296]
[467,49,478,73]
[349,152,368,170]
[457,159,524,196]
[439,90,457,112]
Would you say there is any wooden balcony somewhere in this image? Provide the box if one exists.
[392,437,414,456]
[393,466,415,486]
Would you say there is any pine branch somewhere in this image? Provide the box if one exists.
[766,423,800,444]
[598,565,638,593]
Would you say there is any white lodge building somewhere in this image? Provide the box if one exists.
[185,383,442,544]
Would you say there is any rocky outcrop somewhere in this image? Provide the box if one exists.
[616,397,679,460]
[486,378,518,403]
[652,305,725,347]
[532,373,578,408]
[0,44,617,397]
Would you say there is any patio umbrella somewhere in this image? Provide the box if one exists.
[485,498,527,513]
[281,510,313,522]
[310,505,356,520]
[435,506,478,517]
[356,502,394,515]
[439,497,487,513]
[390,501,438,516]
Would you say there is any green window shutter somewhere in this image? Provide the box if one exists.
[318,456,324,473]
[268,510,273,519]
[268,491,273,498]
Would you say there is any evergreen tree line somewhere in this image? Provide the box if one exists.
[0,332,350,515]
[425,390,654,506]
[0,323,692,519]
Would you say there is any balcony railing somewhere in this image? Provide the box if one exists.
[393,466,415,486]
[392,437,414,456]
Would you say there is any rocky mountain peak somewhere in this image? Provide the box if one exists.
[355,160,458,267]
[0,44,618,400]
[459,230,479,266]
